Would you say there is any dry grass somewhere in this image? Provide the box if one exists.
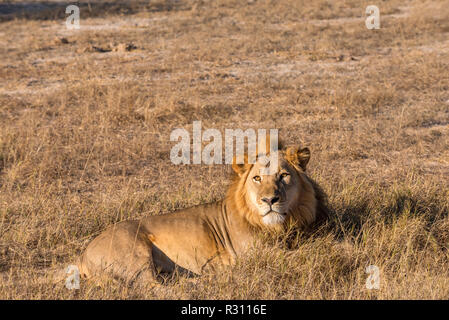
[0,0,448,299]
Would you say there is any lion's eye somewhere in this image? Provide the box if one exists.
[253,175,261,183]
[280,172,289,179]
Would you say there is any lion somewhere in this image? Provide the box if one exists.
[76,145,327,286]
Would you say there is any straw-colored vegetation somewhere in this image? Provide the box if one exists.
[0,0,448,299]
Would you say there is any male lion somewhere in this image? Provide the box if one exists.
[77,145,327,286]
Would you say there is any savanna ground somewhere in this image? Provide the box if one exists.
[0,0,448,299]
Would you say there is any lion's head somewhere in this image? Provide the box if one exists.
[226,145,326,232]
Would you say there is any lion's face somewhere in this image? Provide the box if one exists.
[244,154,301,226]
[231,147,313,228]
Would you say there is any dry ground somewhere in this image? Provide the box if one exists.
[0,0,448,299]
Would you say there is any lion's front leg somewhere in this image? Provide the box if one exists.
[199,249,235,274]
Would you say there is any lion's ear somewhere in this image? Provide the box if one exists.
[286,147,310,171]
[232,155,251,177]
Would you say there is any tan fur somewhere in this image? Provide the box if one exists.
[78,146,326,286]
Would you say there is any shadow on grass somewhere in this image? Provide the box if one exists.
[281,180,449,252]
[0,0,190,23]
[323,189,449,243]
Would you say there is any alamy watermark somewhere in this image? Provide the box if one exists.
[170,121,279,175]
[61,2,383,291]
[65,4,381,31]
[365,265,380,290]
[365,5,380,29]
[65,264,80,290]
[66,5,80,30]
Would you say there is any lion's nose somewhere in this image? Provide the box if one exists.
[262,196,280,205]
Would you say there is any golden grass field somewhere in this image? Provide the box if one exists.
[0,0,448,299]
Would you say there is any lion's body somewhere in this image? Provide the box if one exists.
[78,147,327,286]
[79,201,252,283]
